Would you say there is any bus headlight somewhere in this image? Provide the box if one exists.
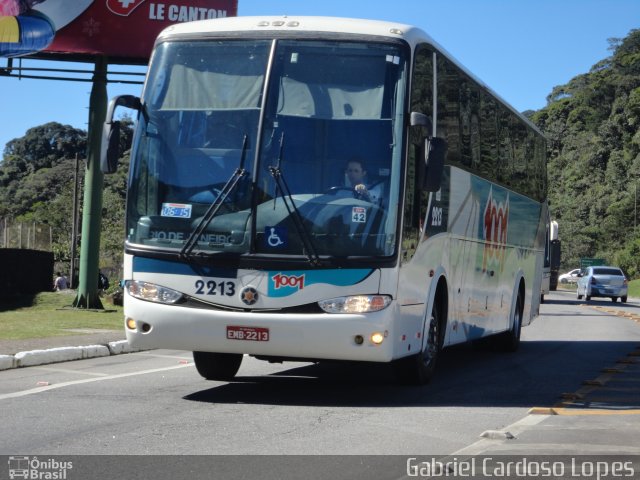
[126,280,184,305]
[318,295,391,314]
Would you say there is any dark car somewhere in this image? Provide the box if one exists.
[576,266,628,302]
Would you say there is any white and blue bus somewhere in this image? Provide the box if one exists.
[103,16,547,384]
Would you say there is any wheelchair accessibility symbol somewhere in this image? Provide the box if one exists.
[264,226,287,248]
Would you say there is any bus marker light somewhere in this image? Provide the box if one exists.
[126,318,136,330]
[354,335,364,345]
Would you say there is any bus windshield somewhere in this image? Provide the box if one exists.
[126,38,407,260]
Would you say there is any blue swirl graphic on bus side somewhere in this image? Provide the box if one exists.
[267,269,374,297]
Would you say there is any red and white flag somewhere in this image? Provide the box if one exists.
[106,0,147,17]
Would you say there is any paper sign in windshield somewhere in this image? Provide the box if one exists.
[352,207,366,223]
[161,203,192,219]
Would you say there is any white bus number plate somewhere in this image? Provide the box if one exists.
[227,326,269,342]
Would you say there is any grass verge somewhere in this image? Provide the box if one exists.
[0,291,123,340]
[628,279,640,299]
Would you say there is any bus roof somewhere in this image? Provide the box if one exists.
[157,16,543,137]
[158,16,432,46]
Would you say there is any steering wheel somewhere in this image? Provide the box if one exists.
[325,185,374,201]
[324,186,355,195]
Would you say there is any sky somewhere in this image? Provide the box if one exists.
[0,0,639,152]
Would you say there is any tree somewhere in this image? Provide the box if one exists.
[533,29,640,275]
[0,120,133,282]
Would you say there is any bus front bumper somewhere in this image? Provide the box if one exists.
[123,295,398,363]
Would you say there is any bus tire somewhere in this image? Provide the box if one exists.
[495,288,523,352]
[193,351,243,381]
[394,295,444,385]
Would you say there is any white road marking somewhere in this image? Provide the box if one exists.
[0,363,193,401]
[31,366,111,377]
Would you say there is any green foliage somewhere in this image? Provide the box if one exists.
[536,29,640,275]
[613,237,640,279]
[0,120,133,280]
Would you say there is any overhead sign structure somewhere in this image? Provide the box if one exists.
[0,0,238,61]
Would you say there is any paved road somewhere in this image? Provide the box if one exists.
[0,291,639,478]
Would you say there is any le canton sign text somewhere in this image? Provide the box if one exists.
[148,2,229,21]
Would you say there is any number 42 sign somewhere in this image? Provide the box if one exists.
[352,207,367,223]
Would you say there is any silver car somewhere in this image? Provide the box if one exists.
[576,266,628,303]
[558,268,581,284]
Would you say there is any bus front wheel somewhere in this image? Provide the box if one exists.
[394,299,443,385]
[193,351,243,381]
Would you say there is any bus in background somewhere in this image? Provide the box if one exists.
[102,16,547,385]
[541,219,560,302]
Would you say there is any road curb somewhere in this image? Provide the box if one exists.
[0,340,147,371]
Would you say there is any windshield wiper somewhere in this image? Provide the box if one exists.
[268,132,320,266]
[180,135,249,257]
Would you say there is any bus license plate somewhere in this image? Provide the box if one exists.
[227,326,269,342]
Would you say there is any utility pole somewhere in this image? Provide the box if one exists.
[73,56,107,309]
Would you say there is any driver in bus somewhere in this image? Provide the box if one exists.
[345,158,383,204]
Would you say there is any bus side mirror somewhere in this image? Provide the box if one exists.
[410,111,432,131]
[422,136,447,192]
[410,111,447,192]
[101,95,141,174]
[101,120,121,174]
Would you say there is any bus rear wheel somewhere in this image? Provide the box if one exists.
[193,351,243,381]
[394,299,443,385]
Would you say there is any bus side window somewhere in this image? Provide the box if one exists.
[403,44,435,263]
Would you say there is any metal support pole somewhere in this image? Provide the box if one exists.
[70,153,80,289]
[73,56,107,309]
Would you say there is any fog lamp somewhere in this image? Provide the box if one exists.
[370,332,385,345]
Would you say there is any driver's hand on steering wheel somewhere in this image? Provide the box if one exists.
[354,183,371,202]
